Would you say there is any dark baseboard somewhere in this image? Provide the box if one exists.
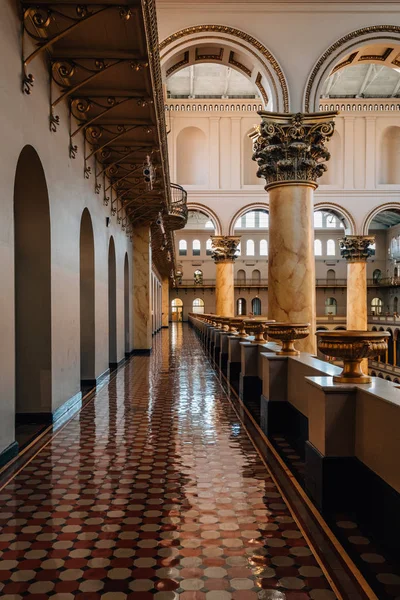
[227,361,241,394]
[219,353,228,376]
[109,357,126,371]
[305,442,356,513]
[131,348,152,356]
[16,390,83,429]
[0,441,19,468]
[239,374,262,404]
[261,398,308,457]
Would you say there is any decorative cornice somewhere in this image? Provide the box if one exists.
[160,25,289,112]
[305,26,400,112]
[251,111,337,189]
[211,236,241,263]
[339,235,375,262]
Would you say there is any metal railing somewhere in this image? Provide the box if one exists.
[166,183,188,230]
[175,277,400,288]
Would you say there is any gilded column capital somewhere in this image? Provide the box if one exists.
[339,235,375,262]
[211,236,241,263]
[251,111,337,190]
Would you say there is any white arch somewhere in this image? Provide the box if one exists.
[160,25,289,112]
[314,202,356,235]
[186,203,223,235]
[229,203,269,235]
[362,203,400,234]
[304,26,400,112]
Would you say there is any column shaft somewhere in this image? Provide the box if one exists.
[215,261,235,317]
[268,183,316,353]
[132,226,152,352]
[346,262,367,330]
[162,277,170,327]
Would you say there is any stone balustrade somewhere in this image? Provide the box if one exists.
[188,311,400,552]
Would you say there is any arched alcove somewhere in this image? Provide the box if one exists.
[177,127,207,185]
[243,128,259,185]
[237,269,246,284]
[124,253,130,354]
[237,298,247,316]
[80,209,95,385]
[252,269,261,283]
[319,130,342,186]
[380,126,400,184]
[14,145,52,420]
[108,237,117,367]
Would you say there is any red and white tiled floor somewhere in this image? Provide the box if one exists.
[0,325,344,599]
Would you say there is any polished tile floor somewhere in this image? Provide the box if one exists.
[0,324,341,599]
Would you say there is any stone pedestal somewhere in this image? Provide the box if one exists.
[132,226,152,353]
[211,236,240,317]
[252,111,337,354]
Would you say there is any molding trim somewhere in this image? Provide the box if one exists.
[160,25,289,112]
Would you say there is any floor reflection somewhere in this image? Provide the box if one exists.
[0,323,337,599]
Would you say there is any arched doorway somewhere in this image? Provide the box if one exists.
[14,146,52,429]
[252,297,262,316]
[193,298,205,314]
[171,298,183,322]
[124,253,130,355]
[108,237,117,368]
[371,297,383,315]
[252,269,261,284]
[80,209,95,387]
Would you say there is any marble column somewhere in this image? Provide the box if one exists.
[340,235,375,331]
[132,225,152,353]
[162,277,170,328]
[211,236,241,317]
[252,111,337,353]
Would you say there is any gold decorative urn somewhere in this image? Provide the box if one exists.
[243,319,276,343]
[266,323,310,355]
[316,330,389,384]
[227,318,245,333]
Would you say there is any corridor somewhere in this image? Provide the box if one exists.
[0,325,341,599]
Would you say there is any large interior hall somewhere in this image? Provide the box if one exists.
[2,1,400,599]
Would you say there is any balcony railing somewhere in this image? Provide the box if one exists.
[175,277,400,288]
[319,99,400,113]
[165,183,188,230]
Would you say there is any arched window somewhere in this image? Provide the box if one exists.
[314,211,323,228]
[192,239,201,256]
[192,298,205,314]
[373,269,382,283]
[252,269,261,283]
[236,269,246,284]
[252,297,262,316]
[246,239,255,256]
[395,297,399,314]
[259,212,269,228]
[325,297,337,316]
[179,239,187,256]
[237,298,247,316]
[205,220,214,229]
[327,269,336,281]
[260,239,268,256]
[194,269,203,284]
[314,239,322,256]
[327,239,335,256]
[246,212,255,228]
[371,297,383,315]
[206,238,212,255]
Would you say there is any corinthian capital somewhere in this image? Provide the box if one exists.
[339,235,375,262]
[211,236,241,263]
[251,111,337,190]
